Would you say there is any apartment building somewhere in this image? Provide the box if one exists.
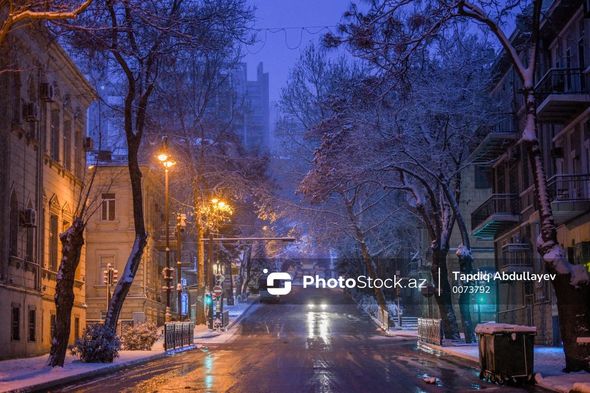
[0,24,95,358]
[470,0,590,345]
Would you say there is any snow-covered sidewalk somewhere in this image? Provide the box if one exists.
[0,350,166,393]
[194,295,259,345]
[420,342,590,392]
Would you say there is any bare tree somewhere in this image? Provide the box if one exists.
[0,0,92,46]
[48,153,112,367]
[330,0,590,370]
[63,0,254,335]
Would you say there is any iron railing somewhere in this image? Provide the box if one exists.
[535,68,589,103]
[471,193,520,230]
[547,173,590,202]
[500,243,533,270]
[164,322,194,351]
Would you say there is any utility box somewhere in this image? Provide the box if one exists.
[476,323,536,385]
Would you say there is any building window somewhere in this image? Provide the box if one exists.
[26,226,35,261]
[9,191,19,257]
[49,214,59,271]
[28,308,36,342]
[101,193,116,221]
[50,109,60,162]
[74,317,80,340]
[63,117,72,170]
[74,128,83,178]
[11,305,20,341]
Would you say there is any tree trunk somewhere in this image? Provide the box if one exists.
[358,240,388,319]
[456,247,476,344]
[104,139,148,331]
[48,218,85,367]
[431,245,461,340]
[440,177,476,343]
[195,215,206,324]
[240,246,253,296]
[522,89,590,371]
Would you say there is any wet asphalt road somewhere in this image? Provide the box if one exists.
[52,287,545,393]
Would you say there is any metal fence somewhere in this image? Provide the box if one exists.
[164,322,194,351]
[417,318,443,346]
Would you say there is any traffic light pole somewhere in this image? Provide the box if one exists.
[103,263,118,319]
[176,214,183,320]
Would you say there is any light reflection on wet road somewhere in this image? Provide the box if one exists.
[52,287,544,393]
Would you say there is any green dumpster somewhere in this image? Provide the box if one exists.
[475,323,536,385]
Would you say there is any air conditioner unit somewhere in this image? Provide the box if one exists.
[21,208,37,227]
[23,102,39,122]
[40,83,55,102]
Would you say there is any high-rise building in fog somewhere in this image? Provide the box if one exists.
[232,62,270,152]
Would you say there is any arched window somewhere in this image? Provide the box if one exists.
[26,200,35,262]
[9,191,19,257]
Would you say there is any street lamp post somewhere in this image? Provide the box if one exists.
[158,140,176,322]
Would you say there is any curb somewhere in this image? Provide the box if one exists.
[418,342,480,368]
[193,297,259,342]
[225,297,259,331]
[6,352,169,393]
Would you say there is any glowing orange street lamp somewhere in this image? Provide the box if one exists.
[157,138,176,322]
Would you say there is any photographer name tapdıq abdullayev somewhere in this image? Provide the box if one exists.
[453,271,557,283]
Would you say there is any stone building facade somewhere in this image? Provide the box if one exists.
[0,24,95,359]
[84,162,168,327]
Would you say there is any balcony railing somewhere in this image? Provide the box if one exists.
[547,173,590,201]
[500,243,533,272]
[536,68,588,102]
[471,193,520,230]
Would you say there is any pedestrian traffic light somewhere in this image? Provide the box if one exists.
[204,293,212,306]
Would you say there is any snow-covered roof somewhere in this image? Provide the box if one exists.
[475,322,537,334]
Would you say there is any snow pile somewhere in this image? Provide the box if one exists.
[572,382,590,393]
[474,322,536,334]
[121,323,160,350]
[455,244,471,258]
[538,238,589,286]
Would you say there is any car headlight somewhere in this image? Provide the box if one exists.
[308,303,315,309]
[320,303,327,310]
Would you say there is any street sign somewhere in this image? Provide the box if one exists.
[216,274,225,283]
[212,286,223,298]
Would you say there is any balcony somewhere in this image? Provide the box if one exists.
[547,174,590,223]
[535,69,590,122]
[500,243,533,273]
[472,194,520,240]
[470,114,519,165]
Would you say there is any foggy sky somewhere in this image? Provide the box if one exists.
[243,1,350,106]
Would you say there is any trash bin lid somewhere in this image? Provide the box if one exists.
[475,322,537,334]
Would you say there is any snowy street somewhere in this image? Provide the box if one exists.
[48,288,545,393]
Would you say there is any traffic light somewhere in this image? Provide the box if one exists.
[112,269,118,283]
[103,269,109,285]
[204,293,212,306]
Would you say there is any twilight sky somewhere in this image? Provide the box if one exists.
[243,0,350,106]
